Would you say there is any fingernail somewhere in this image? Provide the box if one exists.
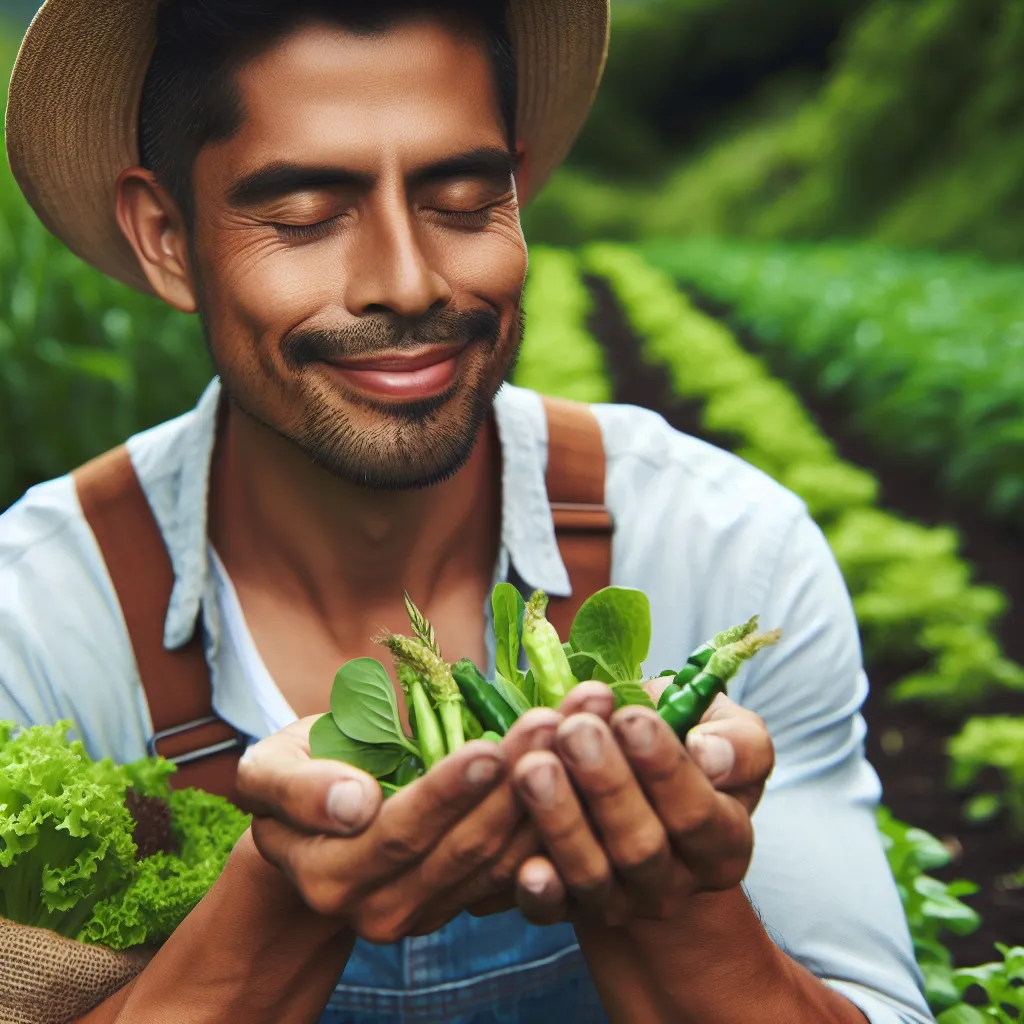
[618,713,656,753]
[465,756,501,789]
[688,733,735,782]
[562,722,604,767]
[519,862,550,896]
[529,725,558,751]
[521,764,558,808]
[327,779,370,831]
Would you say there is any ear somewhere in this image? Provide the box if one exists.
[114,167,198,313]
[514,142,531,205]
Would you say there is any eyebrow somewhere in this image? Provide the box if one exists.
[227,147,517,207]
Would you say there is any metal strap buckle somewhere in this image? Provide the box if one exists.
[148,715,247,765]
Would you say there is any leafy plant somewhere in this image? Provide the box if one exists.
[937,944,1024,1022]
[877,807,981,1012]
[586,243,1024,716]
[0,720,249,950]
[641,237,1024,530]
[948,718,1024,834]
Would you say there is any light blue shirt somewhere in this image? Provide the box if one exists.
[0,379,934,1023]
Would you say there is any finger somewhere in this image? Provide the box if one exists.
[686,694,774,815]
[501,707,563,766]
[613,706,754,892]
[515,855,569,926]
[368,741,507,874]
[557,682,616,721]
[236,717,382,836]
[554,714,673,907]
[511,749,626,921]
[642,675,674,705]
[461,818,542,909]
[252,741,508,916]
[356,777,528,943]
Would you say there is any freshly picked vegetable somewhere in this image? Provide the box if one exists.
[310,585,781,791]
[0,720,250,949]
[0,721,252,1024]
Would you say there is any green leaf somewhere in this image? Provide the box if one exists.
[523,668,540,706]
[309,713,408,778]
[569,587,651,682]
[964,793,1003,824]
[937,1005,993,1024]
[492,672,534,716]
[610,680,655,710]
[330,658,416,753]
[492,583,527,691]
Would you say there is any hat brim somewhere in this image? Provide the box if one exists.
[6,0,609,294]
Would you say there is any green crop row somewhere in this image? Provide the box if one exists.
[583,244,1024,716]
[517,247,1021,1019]
[639,237,1024,531]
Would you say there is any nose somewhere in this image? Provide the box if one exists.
[344,196,452,320]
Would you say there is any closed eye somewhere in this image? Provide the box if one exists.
[271,215,345,242]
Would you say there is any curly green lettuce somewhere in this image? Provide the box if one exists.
[0,720,251,950]
[0,721,138,938]
[77,788,251,950]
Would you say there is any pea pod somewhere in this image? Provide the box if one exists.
[408,678,446,768]
[452,659,519,736]
[379,633,466,753]
[658,617,761,708]
[522,590,576,708]
[658,629,781,738]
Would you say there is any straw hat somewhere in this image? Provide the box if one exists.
[5,0,609,294]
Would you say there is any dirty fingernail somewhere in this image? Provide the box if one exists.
[327,778,370,830]
[619,713,656,753]
[465,756,502,789]
[688,733,735,782]
[562,722,604,767]
[521,764,558,808]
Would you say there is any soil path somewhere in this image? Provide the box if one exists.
[585,275,1024,966]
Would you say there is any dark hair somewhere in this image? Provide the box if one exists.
[139,0,517,222]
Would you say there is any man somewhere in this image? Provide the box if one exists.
[0,0,933,1021]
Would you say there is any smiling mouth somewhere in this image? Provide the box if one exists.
[324,344,467,400]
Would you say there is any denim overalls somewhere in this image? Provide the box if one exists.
[318,912,608,1023]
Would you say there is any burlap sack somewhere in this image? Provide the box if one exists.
[0,918,153,1024]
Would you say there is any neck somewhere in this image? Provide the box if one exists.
[208,400,502,625]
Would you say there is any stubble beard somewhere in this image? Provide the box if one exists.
[204,299,524,492]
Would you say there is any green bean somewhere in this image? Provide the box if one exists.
[378,633,466,753]
[452,659,519,735]
[480,731,502,744]
[522,590,576,708]
[409,678,446,768]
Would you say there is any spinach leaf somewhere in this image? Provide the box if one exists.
[492,583,526,691]
[569,587,651,682]
[330,658,418,755]
[491,672,534,716]
[309,713,409,777]
[566,652,617,684]
[609,680,655,710]
[523,668,539,707]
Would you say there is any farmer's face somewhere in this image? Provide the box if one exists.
[189,18,526,489]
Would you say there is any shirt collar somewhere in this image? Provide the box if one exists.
[130,378,571,652]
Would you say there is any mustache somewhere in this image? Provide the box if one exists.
[281,307,502,369]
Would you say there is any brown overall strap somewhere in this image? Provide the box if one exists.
[73,447,244,800]
[72,398,611,798]
[539,395,614,639]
